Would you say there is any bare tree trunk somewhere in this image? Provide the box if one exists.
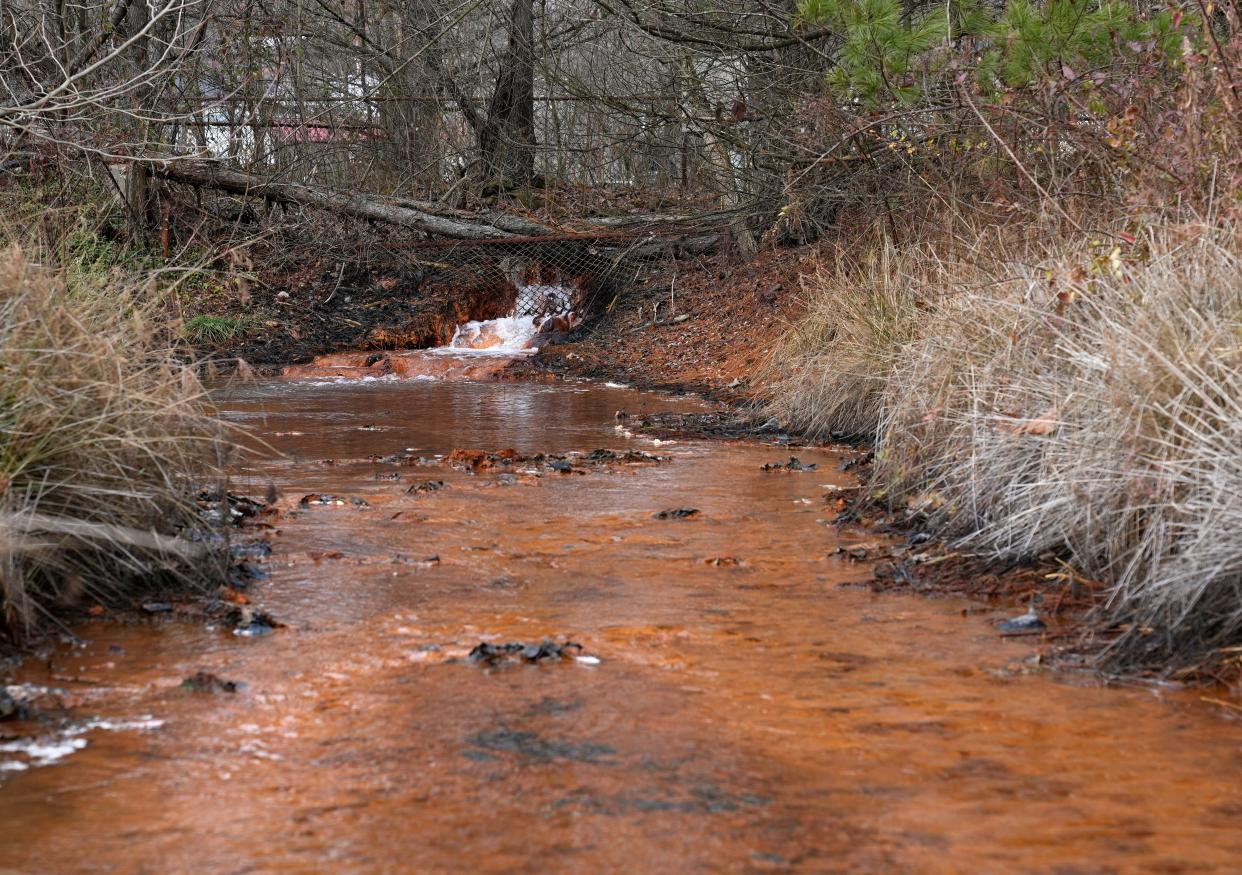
[477,0,535,190]
[123,0,152,239]
[678,51,756,258]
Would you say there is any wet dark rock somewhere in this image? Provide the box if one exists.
[441,447,665,476]
[832,545,872,561]
[141,601,174,614]
[392,554,440,567]
[839,451,875,472]
[196,490,269,526]
[0,683,68,719]
[374,472,401,481]
[0,688,17,720]
[468,638,584,666]
[468,727,614,763]
[998,609,1047,634]
[230,540,272,560]
[374,449,414,464]
[234,560,269,581]
[181,671,242,693]
[229,606,284,638]
[653,508,700,520]
[234,619,274,638]
[552,784,769,816]
[525,697,584,717]
[621,411,777,442]
[298,494,369,508]
[761,456,817,472]
[584,448,665,464]
[299,494,347,507]
[405,480,447,494]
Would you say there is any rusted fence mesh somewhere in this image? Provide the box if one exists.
[388,221,722,322]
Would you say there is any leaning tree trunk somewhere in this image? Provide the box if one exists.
[477,0,536,191]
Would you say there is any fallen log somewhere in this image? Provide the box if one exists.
[153,160,525,240]
[0,511,207,559]
[151,159,725,255]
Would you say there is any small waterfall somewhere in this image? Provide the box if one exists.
[445,283,575,354]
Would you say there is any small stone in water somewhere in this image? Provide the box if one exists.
[653,508,700,520]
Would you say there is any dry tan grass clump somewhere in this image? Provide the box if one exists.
[0,246,227,630]
[761,242,931,439]
[869,228,1242,671]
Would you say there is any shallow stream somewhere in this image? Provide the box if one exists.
[1,378,1240,873]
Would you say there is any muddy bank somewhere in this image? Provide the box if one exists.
[193,246,518,368]
[533,245,822,400]
[195,232,820,400]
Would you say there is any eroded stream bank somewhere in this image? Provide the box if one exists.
[2,378,1241,874]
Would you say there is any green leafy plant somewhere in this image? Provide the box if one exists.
[800,0,1194,106]
[182,313,255,342]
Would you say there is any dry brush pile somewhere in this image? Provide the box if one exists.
[0,247,228,633]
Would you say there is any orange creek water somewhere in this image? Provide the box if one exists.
[2,377,1241,874]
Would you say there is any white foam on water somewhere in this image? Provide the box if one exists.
[441,283,576,356]
[446,314,542,354]
[301,373,400,387]
[0,715,165,773]
[0,736,88,768]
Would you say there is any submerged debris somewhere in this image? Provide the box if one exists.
[832,543,886,561]
[653,507,700,520]
[195,491,270,525]
[468,639,584,666]
[467,727,614,763]
[230,540,273,560]
[839,451,875,473]
[761,456,817,472]
[229,606,284,638]
[0,684,70,721]
[181,671,242,693]
[616,411,779,441]
[998,595,1047,634]
[436,447,667,476]
[405,480,447,494]
[298,494,370,508]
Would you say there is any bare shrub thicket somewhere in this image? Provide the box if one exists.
[0,247,226,629]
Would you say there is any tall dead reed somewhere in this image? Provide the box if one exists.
[0,247,227,631]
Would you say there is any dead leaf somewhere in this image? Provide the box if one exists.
[1000,408,1060,436]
